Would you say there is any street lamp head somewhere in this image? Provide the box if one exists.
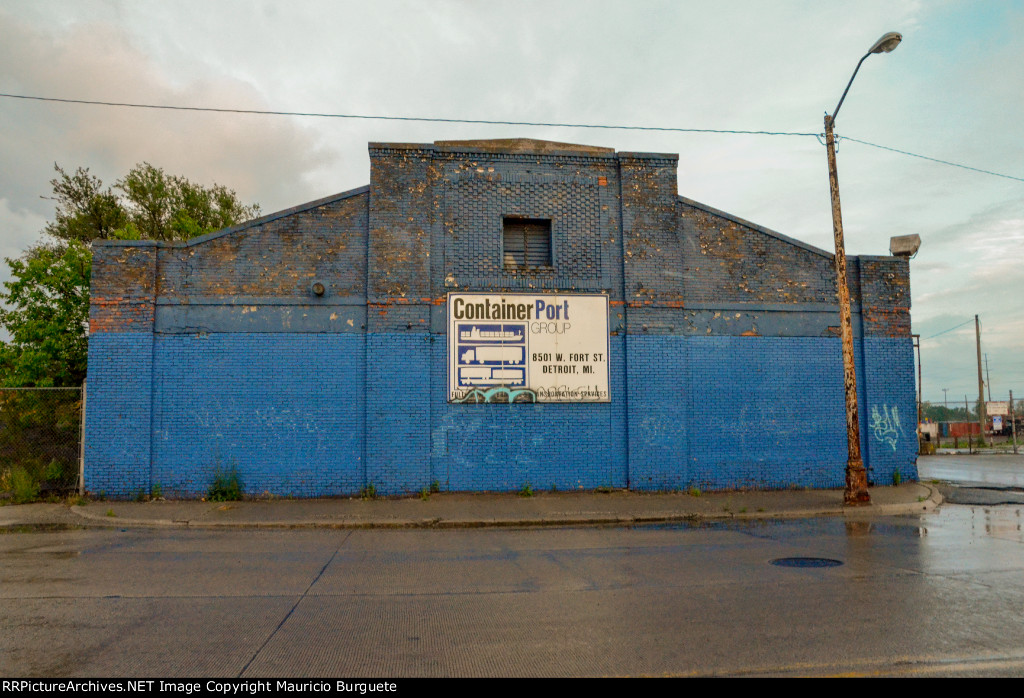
[829,31,903,123]
[868,32,902,54]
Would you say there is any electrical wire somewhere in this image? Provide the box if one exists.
[840,136,1024,183]
[923,319,974,340]
[2,91,1021,183]
[0,92,817,138]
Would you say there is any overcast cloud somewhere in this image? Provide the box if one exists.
[1,0,1022,403]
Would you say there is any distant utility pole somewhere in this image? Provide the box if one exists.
[914,334,922,429]
[976,315,988,445]
[984,353,992,402]
[1011,389,1018,455]
[966,395,973,453]
[943,388,948,408]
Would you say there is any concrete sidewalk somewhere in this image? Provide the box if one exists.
[0,482,941,530]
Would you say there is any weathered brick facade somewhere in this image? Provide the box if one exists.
[85,138,917,497]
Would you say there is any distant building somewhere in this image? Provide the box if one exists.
[85,139,917,497]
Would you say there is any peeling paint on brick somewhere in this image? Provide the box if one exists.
[86,138,916,498]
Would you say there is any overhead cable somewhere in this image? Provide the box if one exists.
[0,92,816,137]
[2,91,1021,182]
[924,319,975,340]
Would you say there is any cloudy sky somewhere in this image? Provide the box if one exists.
[1,0,1022,405]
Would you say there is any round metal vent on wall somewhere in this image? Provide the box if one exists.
[770,557,844,568]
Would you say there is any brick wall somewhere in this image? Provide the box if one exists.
[150,334,366,497]
[85,138,917,497]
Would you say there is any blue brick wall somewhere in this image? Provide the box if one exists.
[84,332,154,497]
[365,333,432,495]
[861,336,918,485]
[431,336,627,493]
[85,140,917,498]
[150,334,365,497]
[626,335,692,490]
[685,337,848,490]
[86,331,916,498]
[628,336,847,490]
[626,335,917,491]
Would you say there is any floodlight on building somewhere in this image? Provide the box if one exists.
[889,234,921,258]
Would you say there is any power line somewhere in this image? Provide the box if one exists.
[3,91,1022,183]
[0,92,817,138]
[840,136,1024,184]
[923,319,974,340]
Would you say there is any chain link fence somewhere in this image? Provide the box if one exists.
[0,386,83,502]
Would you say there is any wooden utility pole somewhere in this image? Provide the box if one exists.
[985,353,992,402]
[1011,389,1018,455]
[976,315,988,446]
[914,334,922,433]
[966,395,972,454]
[825,112,868,505]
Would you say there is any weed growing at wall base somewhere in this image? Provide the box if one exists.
[5,466,39,504]
[207,468,243,502]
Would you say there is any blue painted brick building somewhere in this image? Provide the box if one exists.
[85,138,917,498]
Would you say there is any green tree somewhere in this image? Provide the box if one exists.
[920,401,972,422]
[1,163,260,387]
[0,241,91,387]
[115,163,260,241]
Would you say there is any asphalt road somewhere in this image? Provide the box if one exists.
[918,454,1024,505]
[4,503,1024,677]
[918,453,1024,489]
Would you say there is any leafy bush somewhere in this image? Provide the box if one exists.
[7,466,40,504]
[0,390,81,500]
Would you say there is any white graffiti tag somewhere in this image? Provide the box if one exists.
[869,405,905,452]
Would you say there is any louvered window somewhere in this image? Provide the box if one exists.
[503,218,552,269]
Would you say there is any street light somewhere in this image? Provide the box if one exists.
[824,31,902,506]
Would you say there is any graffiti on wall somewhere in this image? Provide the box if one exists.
[451,386,537,404]
[869,405,905,452]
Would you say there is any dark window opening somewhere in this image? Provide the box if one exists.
[503,218,552,269]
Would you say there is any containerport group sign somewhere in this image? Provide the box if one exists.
[447,293,610,403]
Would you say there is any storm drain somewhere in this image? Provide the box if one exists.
[770,557,843,568]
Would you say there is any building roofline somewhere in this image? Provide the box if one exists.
[367,140,678,162]
[93,185,370,249]
[677,194,833,259]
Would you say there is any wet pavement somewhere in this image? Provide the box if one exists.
[6,460,1024,677]
[4,496,1024,677]
[918,453,1024,489]
[918,453,1024,505]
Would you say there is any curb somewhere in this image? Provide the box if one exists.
[61,484,944,530]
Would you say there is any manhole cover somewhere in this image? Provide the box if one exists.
[770,557,843,568]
